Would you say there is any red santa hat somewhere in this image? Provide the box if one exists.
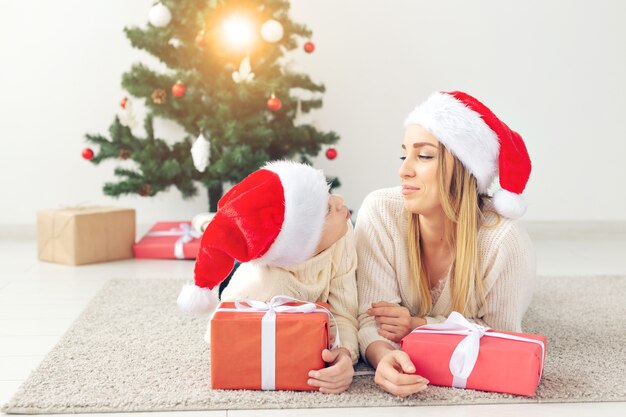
[177,160,330,315]
[404,91,531,219]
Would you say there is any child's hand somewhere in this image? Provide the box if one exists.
[307,348,354,394]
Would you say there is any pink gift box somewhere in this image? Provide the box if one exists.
[401,312,547,396]
[133,221,201,259]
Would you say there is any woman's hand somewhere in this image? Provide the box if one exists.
[367,301,426,342]
[307,348,354,394]
[374,349,429,397]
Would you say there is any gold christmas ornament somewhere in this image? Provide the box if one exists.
[118,149,131,160]
[151,88,167,104]
[138,183,153,196]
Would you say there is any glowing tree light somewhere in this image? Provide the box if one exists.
[221,16,255,50]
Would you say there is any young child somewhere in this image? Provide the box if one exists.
[177,161,358,394]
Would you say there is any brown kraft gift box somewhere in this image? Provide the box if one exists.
[37,207,136,265]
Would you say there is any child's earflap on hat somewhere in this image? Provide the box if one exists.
[177,160,330,315]
[404,91,531,219]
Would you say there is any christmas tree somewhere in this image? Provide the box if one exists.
[84,0,340,211]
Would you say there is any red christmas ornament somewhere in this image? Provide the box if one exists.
[325,147,337,160]
[266,96,282,111]
[172,82,186,98]
[82,148,94,160]
[120,97,128,109]
[195,32,205,46]
[303,41,315,53]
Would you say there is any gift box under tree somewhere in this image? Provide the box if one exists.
[401,312,547,396]
[133,221,201,259]
[37,206,135,265]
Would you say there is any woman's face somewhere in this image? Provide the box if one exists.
[315,194,350,254]
[399,124,454,215]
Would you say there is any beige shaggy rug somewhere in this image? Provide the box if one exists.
[2,276,625,414]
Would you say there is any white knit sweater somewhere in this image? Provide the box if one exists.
[220,221,359,364]
[355,187,536,358]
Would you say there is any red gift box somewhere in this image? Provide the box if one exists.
[133,221,201,259]
[211,297,331,391]
[401,312,546,396]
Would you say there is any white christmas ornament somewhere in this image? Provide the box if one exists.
[168,38,183,48]
[261,19,283,43]
[232,56,255,83]
[191,133,211,172]
[119,100,138,130]
[148,3,172,28]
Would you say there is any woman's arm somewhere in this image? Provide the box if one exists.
[365,340,396,368]
[366,340,430,397]
[355,193,406,358]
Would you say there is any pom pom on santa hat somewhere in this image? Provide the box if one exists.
[177,161,330,315]
[404,90,531,219]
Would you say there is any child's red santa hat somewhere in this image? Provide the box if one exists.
[177,161,330,315]
[405,91,531,219]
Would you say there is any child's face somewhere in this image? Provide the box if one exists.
[315,194,350,254]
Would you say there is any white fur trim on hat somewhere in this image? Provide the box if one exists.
[177,284,219,315]
[404,92,500,192]
[255,161,330,267]
[493,189,527,219]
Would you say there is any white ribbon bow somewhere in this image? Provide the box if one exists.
[217,295,340,390]
[146,223,201,259]
[410,311,545,389]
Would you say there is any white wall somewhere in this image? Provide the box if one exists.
[2,0,625,226]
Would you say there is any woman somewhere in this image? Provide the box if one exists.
[355,91,535,397]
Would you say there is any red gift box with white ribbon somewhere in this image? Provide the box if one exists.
[401,312,546,396]
[133,221,201,259]
[210,296,340,391]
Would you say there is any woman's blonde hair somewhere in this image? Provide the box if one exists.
[407,143,492,317]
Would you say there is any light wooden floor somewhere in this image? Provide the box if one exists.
[1,223,625,417]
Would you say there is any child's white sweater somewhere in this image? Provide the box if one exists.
[220,222,359,363]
